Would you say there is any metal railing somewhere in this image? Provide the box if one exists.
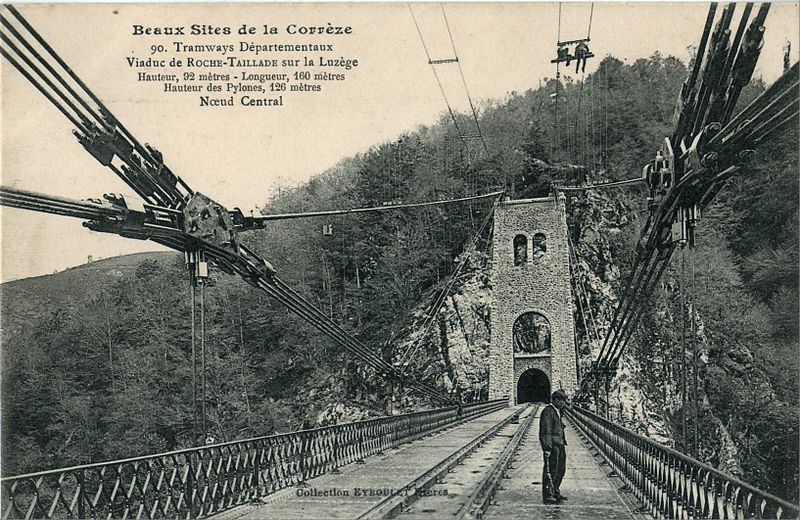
[1,399,506,519]
[568,405,800,519]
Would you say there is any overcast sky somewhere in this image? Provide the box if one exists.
[2,2,798,282]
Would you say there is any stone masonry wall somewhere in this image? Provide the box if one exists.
[489,195,577,404]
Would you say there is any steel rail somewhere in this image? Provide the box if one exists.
[455,404,538,520]
[354,405,529,519]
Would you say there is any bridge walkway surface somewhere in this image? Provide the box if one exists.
[484,407,648,520]
[214,405,646,520]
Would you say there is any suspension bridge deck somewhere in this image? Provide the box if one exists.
[485,409,645,520]
[214,405,644,520]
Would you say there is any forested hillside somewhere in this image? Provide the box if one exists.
[2,53,797,501]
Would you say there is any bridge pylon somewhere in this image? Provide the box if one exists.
[489,194,578,405]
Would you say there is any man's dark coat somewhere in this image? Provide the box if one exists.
[539,404,567,451]
[539,403,568,500]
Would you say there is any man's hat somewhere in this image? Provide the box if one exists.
[551,390,568,402]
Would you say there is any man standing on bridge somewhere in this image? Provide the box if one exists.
[539,390,568,504]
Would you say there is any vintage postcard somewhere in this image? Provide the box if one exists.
[1,3,798,519]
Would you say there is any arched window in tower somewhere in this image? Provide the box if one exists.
[533,233,547,260]
[513,234,528,266]
[513,312,551,354]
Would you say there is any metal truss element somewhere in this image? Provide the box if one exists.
[569,406,800,519]
[0,400,506,519]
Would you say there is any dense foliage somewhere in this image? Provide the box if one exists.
[1,53,796,502]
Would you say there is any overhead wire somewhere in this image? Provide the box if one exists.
[398,197,499,369]
[408,4,465,139]
[441,5,490,158]
[580,4,798,395]
[1,5,194,209]
[247,191,504,223]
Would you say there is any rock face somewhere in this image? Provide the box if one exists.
[566,188,675,441]
[394,249,494,405]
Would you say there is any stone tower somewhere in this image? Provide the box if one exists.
[489,195,577,405]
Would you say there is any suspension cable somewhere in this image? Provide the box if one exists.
[408,4,464,138]
[248,191,504,223]
[398,198,498,369]
[567,233,601,346]
[587,3,595,40]
[441,5,490,158]
[681,247,687,450]
[690,248,698,458]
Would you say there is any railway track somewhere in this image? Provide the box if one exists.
[357,403,538,520]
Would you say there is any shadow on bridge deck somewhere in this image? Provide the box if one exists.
[213,405,647,520]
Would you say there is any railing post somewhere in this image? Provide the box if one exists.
[186,456,194,518]
[77,469,85,519]
[252,443,261,498]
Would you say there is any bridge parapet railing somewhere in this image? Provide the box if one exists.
[568,405,799,519]
[1,399,506,519]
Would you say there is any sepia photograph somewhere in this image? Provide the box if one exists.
[1,2,798,518]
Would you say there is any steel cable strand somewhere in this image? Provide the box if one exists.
[690,4,737,138]
[594,246,654,372]
[588,210,653,371]
[720,3,772,123]
[0,13,111,132]
[606,244,677,371]
[605,248,675,369]
[0,186,126,220]
[704,3,753,127]
[700,4,747,130]
[263,279,392,372]
[408,4,465,139]
[5,5,159,169]
[0,45,83,129]
[256,276,449,402]
[441,5,490,159]
[569,253,595,369]
[711,61,799,148]
[248,191,504,223]
[0,27,95,129]
[567,232,602,346]
[673,4,718,145]
[1,10,175,207]
[269,277,395,370]
[185,241,393,374]
[5,5,195,206]
[398,200,498,368]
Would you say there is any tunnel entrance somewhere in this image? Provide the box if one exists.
[516,368,551,404]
